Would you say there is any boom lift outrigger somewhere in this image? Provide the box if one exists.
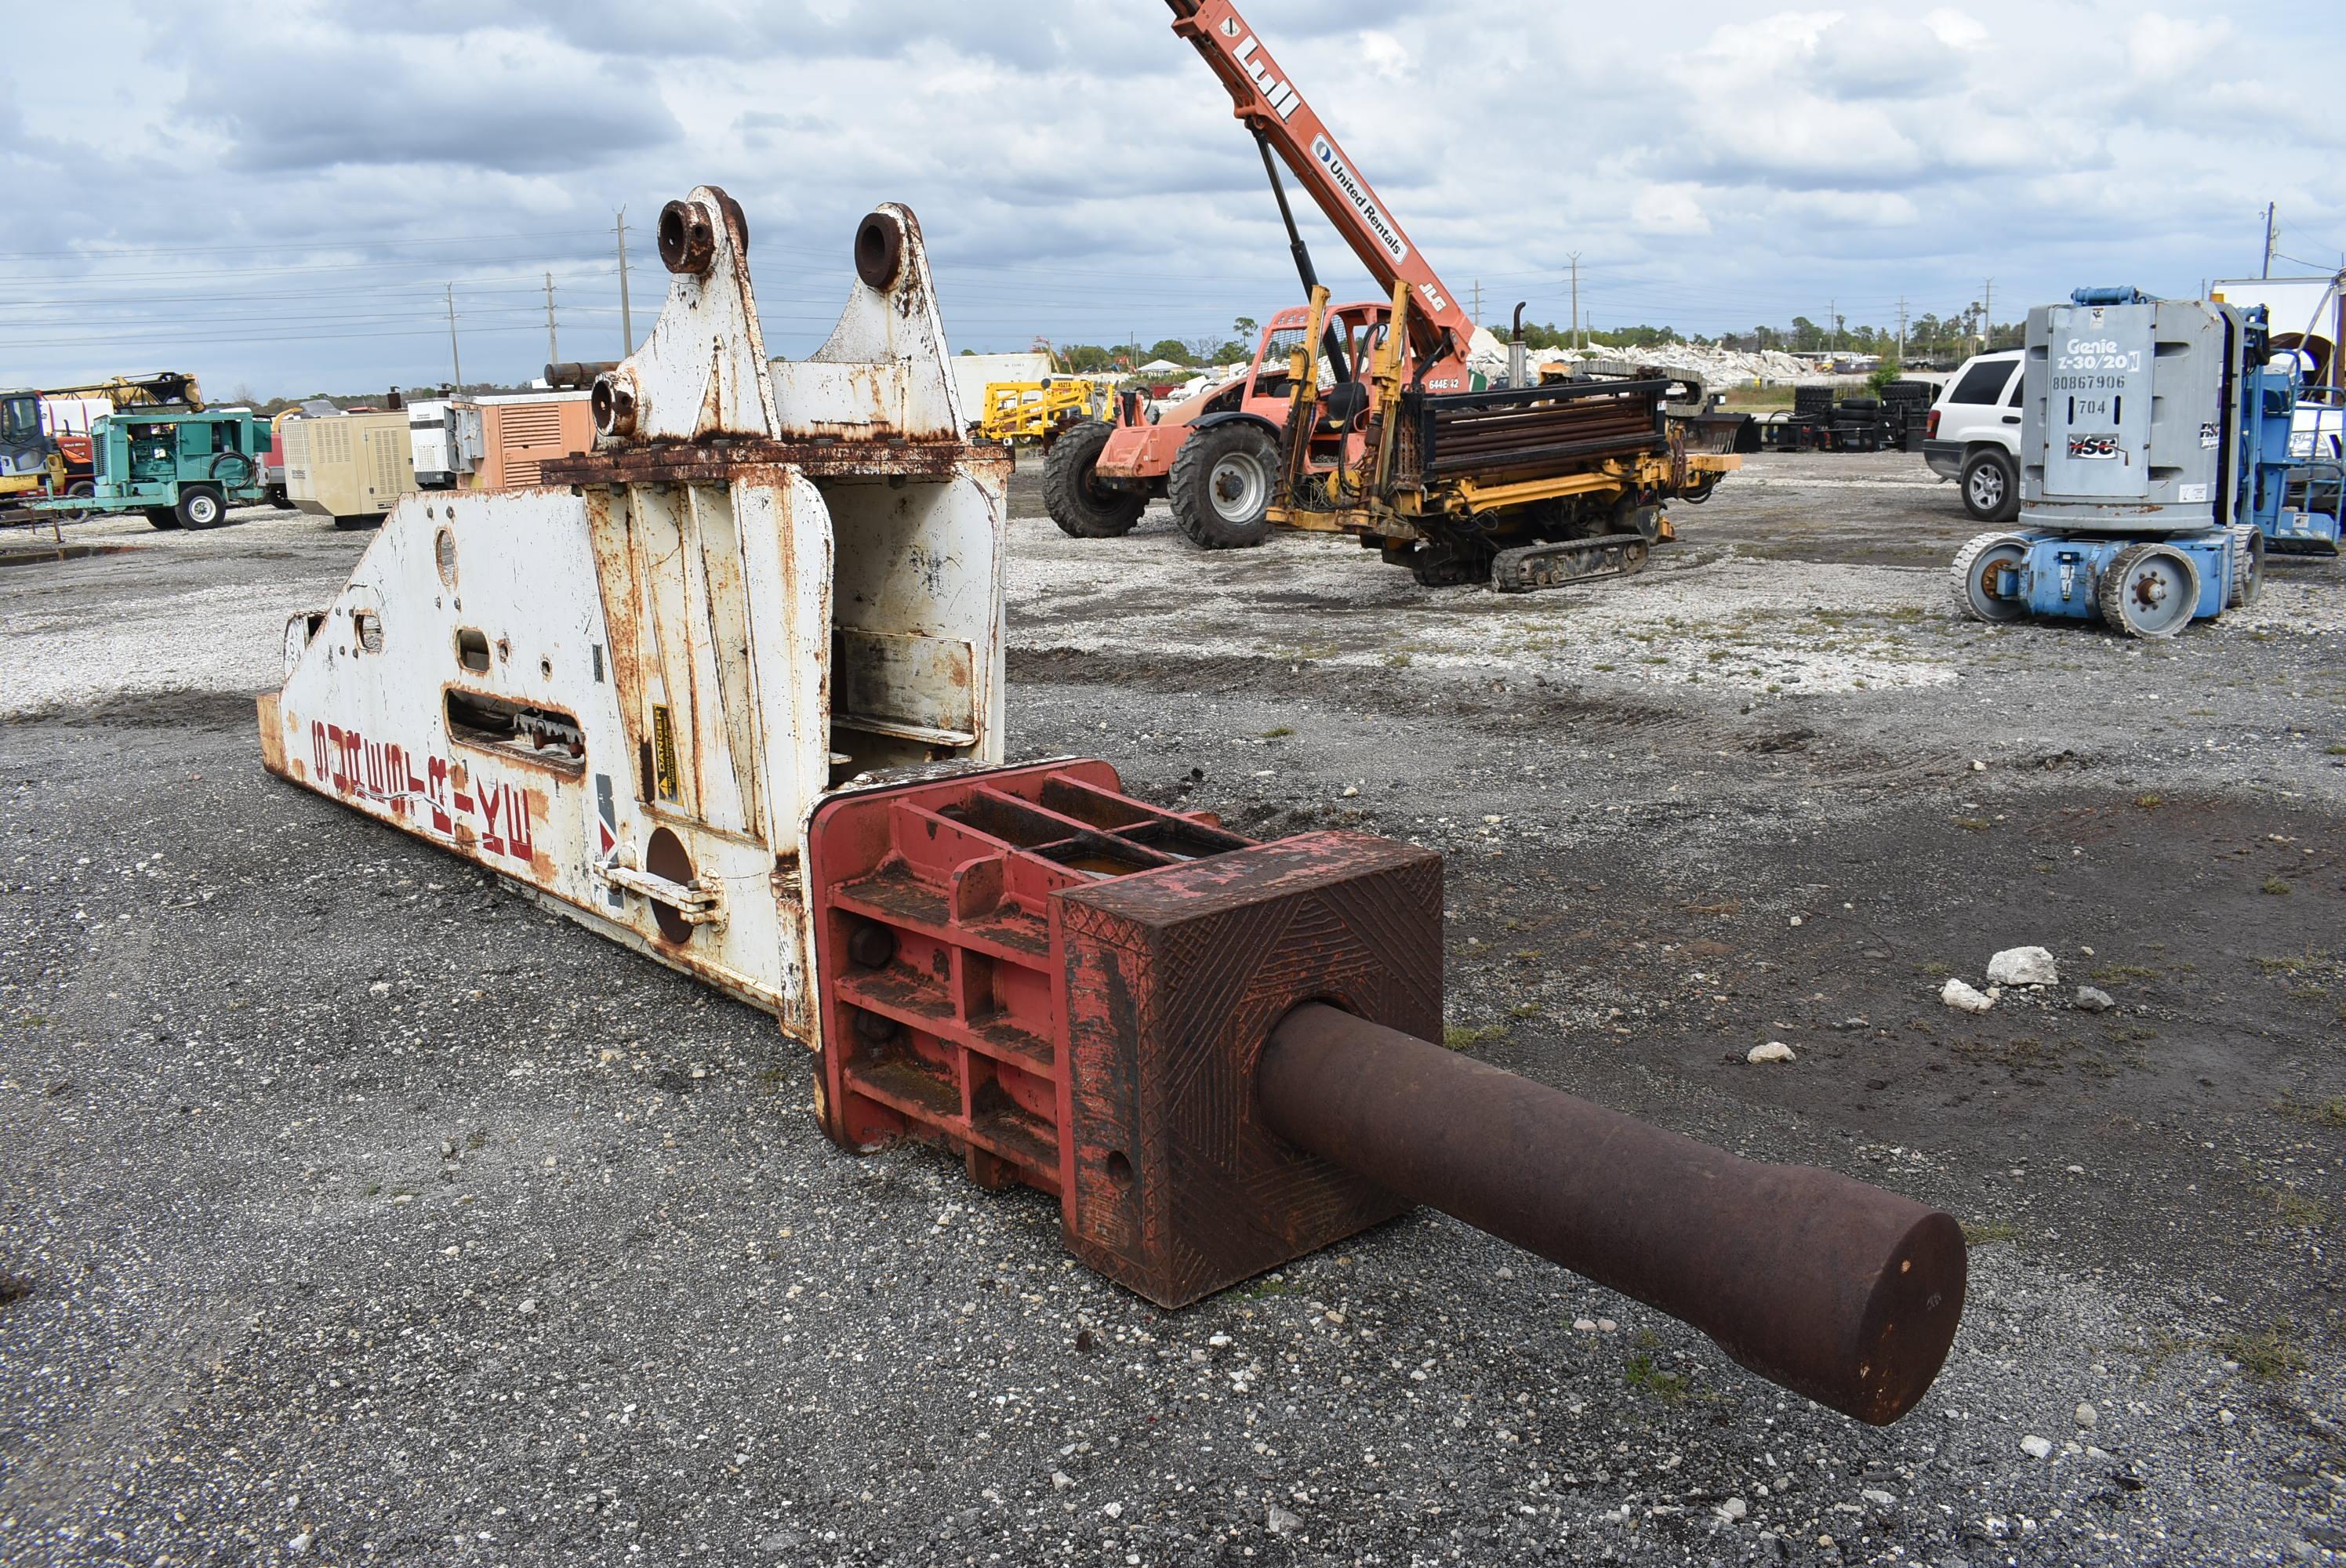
[1168,0,1737,589]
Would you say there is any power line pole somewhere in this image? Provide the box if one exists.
[1981,278,1994,349]
[616,209,634,353]
[544,272,559,368]
[1471,278,1482,330]
[1896,296,1908,363]
[444,283,463,394]
[1567,253,1581,350]
[2262,202,2276,279]
[1830,298,1838,352]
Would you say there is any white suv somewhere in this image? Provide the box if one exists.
[1923,349,2023,521]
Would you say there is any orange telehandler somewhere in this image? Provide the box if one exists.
[1044,0,1735,590]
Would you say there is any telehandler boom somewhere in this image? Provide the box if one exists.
[1167,0,1474,388]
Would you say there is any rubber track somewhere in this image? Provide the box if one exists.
[1491,532,1651,593]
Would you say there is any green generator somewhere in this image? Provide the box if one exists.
[28,405,274,529]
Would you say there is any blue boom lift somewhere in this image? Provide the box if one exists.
[1952,286,2344,637]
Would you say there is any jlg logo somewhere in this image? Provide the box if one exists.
[1222,28,1302,119]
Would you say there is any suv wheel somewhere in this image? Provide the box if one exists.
[1959,449,2017,523]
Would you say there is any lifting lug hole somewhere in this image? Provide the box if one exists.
[657,198,715,276]
[1105,1151,1135,1189]
[854,211,903,290]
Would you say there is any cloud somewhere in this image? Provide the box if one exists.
[1632,184,1713,235]
[0,0,2336,395]
[178,27,681,174]
[1923,9,1990,49]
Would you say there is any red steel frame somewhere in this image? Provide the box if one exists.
[808,761,1256,1202]
[805,760,1445,1308]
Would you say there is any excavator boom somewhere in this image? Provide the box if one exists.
[1168,0,1474,385]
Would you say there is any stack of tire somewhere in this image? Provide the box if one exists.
[1779,385,1837,452]
[1829,396,1886,452]
[1878,379,1936,451]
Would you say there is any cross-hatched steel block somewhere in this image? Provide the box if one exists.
[803,760,1440,1306]
[1057,831,1440,1305]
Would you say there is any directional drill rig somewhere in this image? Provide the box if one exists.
[1045,0,1738,590]
[263,186,1963,1425]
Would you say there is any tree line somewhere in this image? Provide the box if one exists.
[1030,307,2021,374]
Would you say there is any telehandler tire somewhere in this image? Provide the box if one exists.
[1168,422,1276,550]
[1042,419,1146,539]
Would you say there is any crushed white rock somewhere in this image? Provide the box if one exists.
[1940,978,1998,1013]
[1987,946,2061,987]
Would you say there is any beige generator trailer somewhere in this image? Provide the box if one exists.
[284,409,417,529]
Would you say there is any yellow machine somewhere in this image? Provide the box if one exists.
[977,377,1111,445]
[1267,286,1739,590]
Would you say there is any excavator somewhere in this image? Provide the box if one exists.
[1051,1,1736,590]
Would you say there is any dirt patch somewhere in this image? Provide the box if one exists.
[0,543,138,568]
[9,688,262,731]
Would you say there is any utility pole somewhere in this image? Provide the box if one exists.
[1567,254,1581,350]
[544,272,559,368]
[1896,296,1908,364]
[1472,278,1482,331]
[1829,298,1838,353]
[1981,278,1994,350]
[2262,202,2276,279]
[444,283,463,394]
[616,209,634,353]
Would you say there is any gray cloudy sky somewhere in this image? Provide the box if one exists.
[4,0,2340,398]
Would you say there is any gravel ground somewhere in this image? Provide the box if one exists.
[3,458,2344,1566]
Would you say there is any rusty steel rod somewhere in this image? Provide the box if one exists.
[1257,1004,1966,1425]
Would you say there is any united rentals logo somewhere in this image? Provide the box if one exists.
[1310,134,1409,265]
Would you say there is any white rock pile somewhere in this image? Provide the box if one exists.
[1464,327,1817,389]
